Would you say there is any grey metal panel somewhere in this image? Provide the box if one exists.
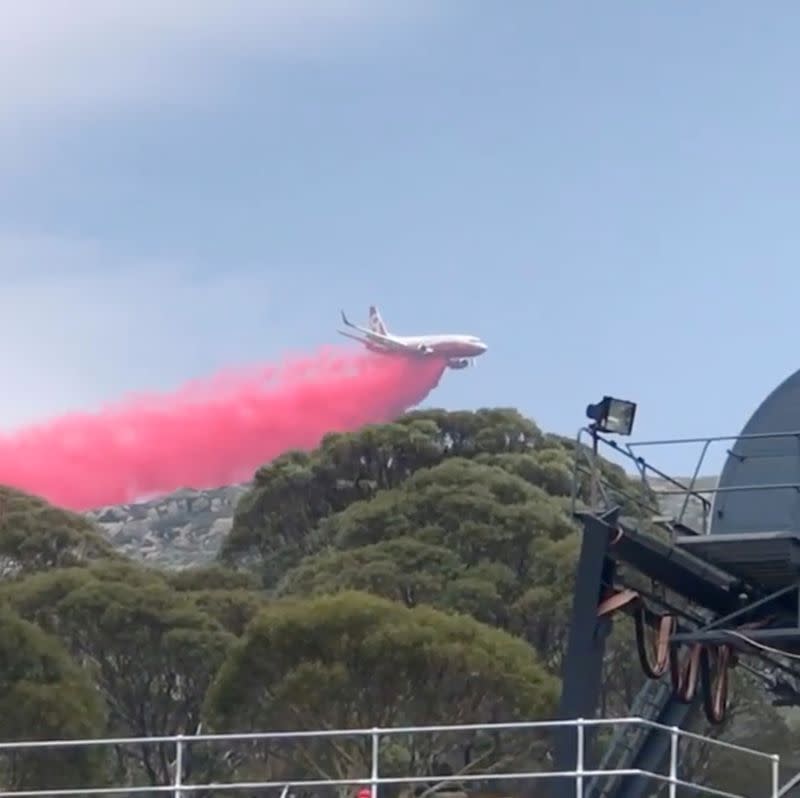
[710,368,800,535]
[677,530,800,589]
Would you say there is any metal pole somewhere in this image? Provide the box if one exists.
[668,727,678,798]
[773,754,780,798]
[371,728,380,798]
[576,718,585,798]
[174,734,183,798]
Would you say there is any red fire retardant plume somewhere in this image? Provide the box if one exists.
[0,348,447,511]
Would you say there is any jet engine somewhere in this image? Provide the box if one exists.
[447,359,470,370]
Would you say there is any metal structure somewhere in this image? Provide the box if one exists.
[711,369,800,536]
[0,716,780,798]
[555,373,800,798]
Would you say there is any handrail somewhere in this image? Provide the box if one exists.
[570,426,800,534]
[0,715,782,798]
[0,715,775,755]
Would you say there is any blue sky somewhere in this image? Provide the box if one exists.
[1,1,799,477]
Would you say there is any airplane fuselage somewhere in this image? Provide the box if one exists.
[338,306,487,370]
[364,332,487,359]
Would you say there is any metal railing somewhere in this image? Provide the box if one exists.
[570,427,800,535]
[0,716,783,798]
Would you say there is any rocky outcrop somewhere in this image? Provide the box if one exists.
[85,484,249,569]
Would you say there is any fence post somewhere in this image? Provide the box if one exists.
[371,728,380,798]
[174,734,184,798]
[576,718,585,798]
[669,727,678,798]
[772,754,780,798]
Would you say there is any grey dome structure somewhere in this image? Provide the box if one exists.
[709,367,800,536]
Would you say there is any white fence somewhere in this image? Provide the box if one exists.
[0,716,783,798]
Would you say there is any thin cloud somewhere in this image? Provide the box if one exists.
[0,0,428,138]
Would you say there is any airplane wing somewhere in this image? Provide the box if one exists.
[338,328,425,353]
[338,309,434,355]
[337,330,406,352]
[340,310,371,334]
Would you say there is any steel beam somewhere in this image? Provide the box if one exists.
[551,508,620,798]
[693,581,800,633]
[608,522,739,615]
[671,627,800,646]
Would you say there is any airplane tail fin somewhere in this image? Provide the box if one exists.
[368,305,388,335]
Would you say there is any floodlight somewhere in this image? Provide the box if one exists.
[585,396,637,436]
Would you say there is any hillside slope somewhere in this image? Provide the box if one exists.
[82,473,720,568]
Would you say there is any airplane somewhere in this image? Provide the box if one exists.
[338,305,488,370]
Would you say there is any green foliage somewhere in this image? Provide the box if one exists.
[475,449,574,497]
[3,564,235,786]
[208,590,556,728]
[206,591,556,788]
[277,537,463,607]
[166,563,261,592]
[0,606,106,789]
[277,457,578,647]
[0,485,117,575]
[220,408,544,580]
[186,588,267,636]
[220,408,660,734]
